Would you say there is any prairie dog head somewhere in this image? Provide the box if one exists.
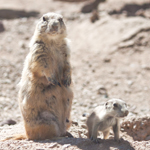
[105,99,129,118]
[35,12,67,39]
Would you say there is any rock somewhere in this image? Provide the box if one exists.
[19,41,26,49]
[0,119,17,126]
[90,10,99,23]
[92,103,98,108]
[135,9,145,17]
[80,116,87,121]
[81,0,106,13]
[88,64,92,67]
[127,80,133,86]
[92,69,95,72]
[80,124,87,129]
[2,79,11,84]
[121,115,150,141]
[118,41,134,49]
[103,57,111,63]
[66,132,74,138]
[81,0,99,13]
[113,81,118,86]
[0,9,39,19]
[0,21,5,32]
[48,143,57,148]
[73,99,77,104]
[72,120,78,126]
[97,86,108,97]
[82,113,89,117]
[141,65,150,70]
[62,144,71,150]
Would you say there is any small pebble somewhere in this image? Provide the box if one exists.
[103,57,111,63]
[0,21,5,32]
[19,41,26,49]
[62,144,71,150]
[72,120,78,126]
[97,86,108,95]
[80,124,87,129]
[0,119,17,126]
[82,113,87,117]
[133,125,137,130]
[80,116,86,121]
[48,143,57,148]
[127,80,133,86]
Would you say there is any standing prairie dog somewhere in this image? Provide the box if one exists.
[3,12,73,141]
[86,99,129,143]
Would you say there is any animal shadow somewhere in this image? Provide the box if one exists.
[36,137,135,150]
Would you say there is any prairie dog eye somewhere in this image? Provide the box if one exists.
[43,16,46,21]
[113,103,118,107]
[58,18,63,22]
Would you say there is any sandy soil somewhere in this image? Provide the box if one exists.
[0,0,150,149]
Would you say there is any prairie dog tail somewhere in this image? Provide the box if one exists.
[1,134,27,141]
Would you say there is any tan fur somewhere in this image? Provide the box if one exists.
[86,99,129,143]
[3,12,73,141]
[1,135,26,141]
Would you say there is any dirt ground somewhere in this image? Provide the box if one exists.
[0,0,150,149]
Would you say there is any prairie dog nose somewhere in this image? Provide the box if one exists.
[51,23,58,31]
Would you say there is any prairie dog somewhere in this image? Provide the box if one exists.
[86,99,129,143]
[4,12,73,141]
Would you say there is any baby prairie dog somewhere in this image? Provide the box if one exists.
[86,99,129,143]
[3,12,73,141]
